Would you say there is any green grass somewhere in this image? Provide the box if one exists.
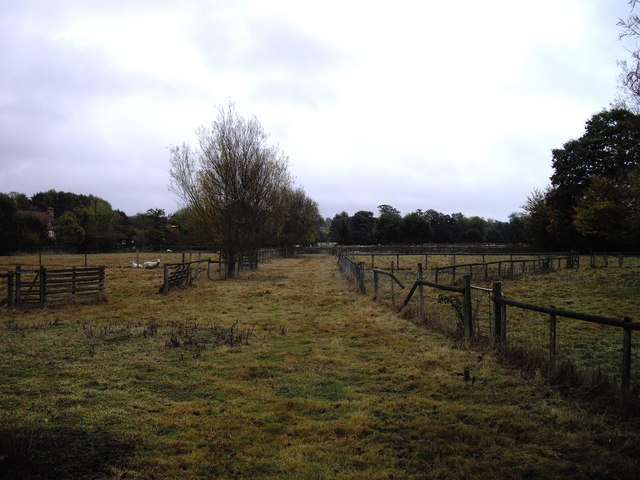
[1,254,639,478]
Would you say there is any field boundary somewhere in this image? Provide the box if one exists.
[334,248,639,395]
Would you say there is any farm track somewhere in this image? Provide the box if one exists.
[1,253,639,479]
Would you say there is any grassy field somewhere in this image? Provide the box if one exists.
[1,253,639,479]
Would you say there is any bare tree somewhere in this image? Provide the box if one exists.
[170,103,292,277]
[618,1,640,111]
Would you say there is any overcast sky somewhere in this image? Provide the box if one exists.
[0,0,633,220]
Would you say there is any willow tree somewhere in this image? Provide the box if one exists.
[169,104,292,277]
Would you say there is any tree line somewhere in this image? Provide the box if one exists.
[0,190,184,253]
[0,189,321,255]
[327,206,525,246]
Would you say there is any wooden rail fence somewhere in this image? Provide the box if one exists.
[336,250,366,293]
[433,253,578,283]
[336,249,639,393]
[400,274,639,393]
[372,262,405,306]
[1,266,105,309]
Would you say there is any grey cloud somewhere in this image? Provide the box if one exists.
[244,22,346,74]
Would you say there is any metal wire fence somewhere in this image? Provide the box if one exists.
[337,249,640,395]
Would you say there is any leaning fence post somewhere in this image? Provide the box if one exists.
[622,317,632,393]
[462,275,473,340]
[492,282,503,346]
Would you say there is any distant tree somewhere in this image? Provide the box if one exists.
[31,189,94,216]
[74,199,119,251]
[145,208,169,248]
[618,1,640,111]
[400,210,433,244]
[506,213,527,243]
[521,187,553,248]
[351,211,375,244]
[374,204,401,244]
[10,192,31,211]
[55,211,85,250]
[424,209,454,243]
[548,108,640,247]
[170,103,293,277]
[0,193,19,253]
[279,188,321,246]
[329,212,354,244]
[168,208,211,247]
[463,216,488,243]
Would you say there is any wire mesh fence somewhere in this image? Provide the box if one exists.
[336,249,640,395]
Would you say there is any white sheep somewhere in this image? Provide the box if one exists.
[143,259,161,269]
[131,261,142,268]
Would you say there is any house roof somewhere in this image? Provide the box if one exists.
[17,208,55,227]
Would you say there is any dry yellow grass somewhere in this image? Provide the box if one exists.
[0,253,639,479]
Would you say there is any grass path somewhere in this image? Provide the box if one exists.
[1,254,639,479]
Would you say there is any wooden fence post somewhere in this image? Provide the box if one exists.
[622,317,632,393]
[373,270,379,300]
[549,308,557,364]
[162,264,169,295]
[358,262,366,294]
[15,265,21,308]
[417,263,425,318]
[462,275,473,340]
[72,267,77,298]
[390,262,395,306]
[99,266,105,295]
[39,266,46,308]
[492,282,503,346]
[7,272,14,309]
